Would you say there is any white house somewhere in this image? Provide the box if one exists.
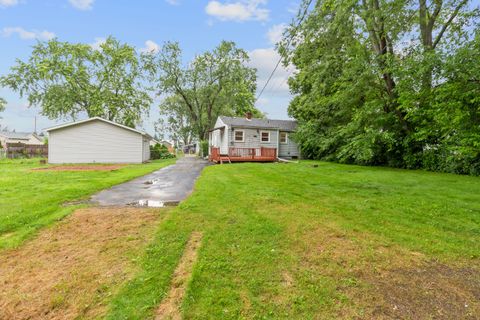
[45,117,152,164]
[208,113,299,162]
[0,131,44,148]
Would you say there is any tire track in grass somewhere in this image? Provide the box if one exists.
[155,231,203,320]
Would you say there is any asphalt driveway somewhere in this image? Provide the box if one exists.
[91,156,209,207]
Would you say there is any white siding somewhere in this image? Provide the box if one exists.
[0,135,44,146]
[48,120,144,164]
[278,132,299,158]
[210,117,229,154]
[229,128,278,150]
[142,138,150,162]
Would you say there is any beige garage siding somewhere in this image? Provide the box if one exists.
[142,138,150,162]
[48,120,144,164]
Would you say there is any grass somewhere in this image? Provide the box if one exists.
[0,158,175,249]
[107,161,480,319]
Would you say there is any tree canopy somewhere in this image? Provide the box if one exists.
[155,94,195,146]
[0,36,151,127]
[0,97,5,116]
[144,41,262,141]
[280,0,480,175]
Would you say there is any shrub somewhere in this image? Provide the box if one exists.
[150,143,175,160]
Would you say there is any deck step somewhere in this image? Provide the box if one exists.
[219,156,231,164]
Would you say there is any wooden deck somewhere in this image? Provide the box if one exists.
[209,147,276,164]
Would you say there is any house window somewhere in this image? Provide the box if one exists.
[280,132,288,144]
[261,131,270,143]
[234,130,244,142]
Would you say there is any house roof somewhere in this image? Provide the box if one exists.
[44,117,152,139]
[0,131,36,140]
[219,116,297,132]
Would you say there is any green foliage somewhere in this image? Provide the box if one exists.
[107,161,480,318]
[0,36,151,127]
[155,95,194,146]
[200,140,209,157]
[143,41,262,140]
[150,143,175,160]
[0,97,5,116]
[0,158,175,249]
[280,0,480,175]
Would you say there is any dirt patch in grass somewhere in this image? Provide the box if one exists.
[155,231,203,320]
[289,221,480,319]
[0,207,162,320]
[366,262,480,319]
[33,164,126,171]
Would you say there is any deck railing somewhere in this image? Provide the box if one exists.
[209,146,276,162]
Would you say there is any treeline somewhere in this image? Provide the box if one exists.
[280,0,480,175]
[0,38,261,146]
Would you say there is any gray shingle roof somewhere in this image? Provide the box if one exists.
[0,131,34,140]
[219,116,297,132]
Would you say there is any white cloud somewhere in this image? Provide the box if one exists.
[266,23,286,45]
[68,0,94,10]
[287,1,299,14]
[1,27,56,40]
[90,37,106,50]
[165,0,180,5]
[0,0,19,8]
[140,40,160,54]
[256,97,269,107]
[205,0,269,22]
[248,47,294,95]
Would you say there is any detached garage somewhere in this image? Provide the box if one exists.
[46,117,152,164]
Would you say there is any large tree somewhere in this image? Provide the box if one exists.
[155,95,195,146]
[0,36,151,127]
[144,41,261,140]
[280,0,480,174]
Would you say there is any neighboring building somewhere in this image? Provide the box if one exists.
[161,140,175,153]
[149,138,160,147]
[150,139,175,153]
[45,117,152,164]
[0,131,44,148]
[208,113,299,163]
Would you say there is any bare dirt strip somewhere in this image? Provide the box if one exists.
[33,165,125,171]
[0,207,162,320]
[156,231,203,320]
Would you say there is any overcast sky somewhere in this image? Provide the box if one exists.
[0,0,298,134]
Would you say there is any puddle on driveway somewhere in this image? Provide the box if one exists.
[128,200,180,208]
[144,179,160,185]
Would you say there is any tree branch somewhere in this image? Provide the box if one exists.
[433,0,467,49]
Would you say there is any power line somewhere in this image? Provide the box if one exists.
[255,0,314,103]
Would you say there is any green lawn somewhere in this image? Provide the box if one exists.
[107,161,480,319]
[0,158,175,249]
[2,159,479,318]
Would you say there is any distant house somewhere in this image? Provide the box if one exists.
[150,139,175,153]
[208,113,299,163]
[45,117,152,164]
[0,131,44,148]
[161,140,175,153]
[149,139,160,147]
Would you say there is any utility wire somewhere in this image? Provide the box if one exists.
[255,0,314,103]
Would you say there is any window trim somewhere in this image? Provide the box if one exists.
[280,132,288,144]
[234,129,245,142]
[260,131,270,143]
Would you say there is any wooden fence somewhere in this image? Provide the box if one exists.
[2,143,48,159]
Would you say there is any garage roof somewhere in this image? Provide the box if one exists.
[45,117,152,139]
